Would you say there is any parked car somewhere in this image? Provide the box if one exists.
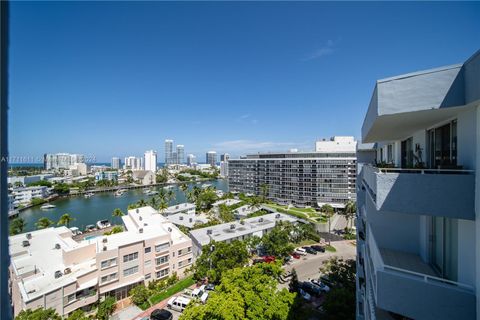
[294,248,307,256]
[252,258,265,264]
[205,283,215,291]
[300,281,323,296]
[200,291,209,304]
[263,255,276,263]
[167,296,191,312]
[299,288,311,301]
[302,247,317,255]
[291,253,301,259]
[150,309,173,320]
[310,245,326,253]
[311,279,330,293]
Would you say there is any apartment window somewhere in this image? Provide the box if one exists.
[100,272,117,284]
[387,144,393,163]
[123,252,138,263]
[156,255,169,265]
[123,266,139,277]
[145,247,151,254]
[187,247,191,253]
[65,293,76,304]
[188,258,192,264]
[101,257,117,269]
[156,268,169,279]
[155,242,170,253]
[427,120,458,168]
[145,273,151,280]
[430,217,458,281]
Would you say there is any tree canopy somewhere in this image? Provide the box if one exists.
[10,218,26,235]
[181,263,295,320]
[15,308,61,320]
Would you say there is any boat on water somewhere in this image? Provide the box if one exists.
[96,220,111,229]
[84,192,95,198]
[163,185,174,190]
[145,190,158,196]
[114,189,127,197]
[40,204,56,210]
[85,224,96,232]
[201,183,212,189]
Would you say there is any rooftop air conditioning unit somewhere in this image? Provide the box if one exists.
[55,243,61,249]
[207,229,212,235]
[139,216,143,221]
[64,268,71,274]
[54,270,62,279]
[259,218,264,222]
[230,224,236,230]
[136,209,139,213]
[22,240,30,247]
[168,227,172,232]
[189,218,193,223]
[26,233,32,240]
[102,238,108,243]
[179,216,183,220]
[275,214,280,219]
[103,246,107,251]
[139,228,143,233]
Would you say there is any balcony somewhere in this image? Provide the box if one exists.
[367,228,475,320]
[362,165,475,220]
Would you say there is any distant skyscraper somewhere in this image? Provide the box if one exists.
[111,157,120,169]
[124,156,143,170]
[176,145,185,164]
[187,154,196,166]
[220,153,230,162]
[144,150,157,172]
[206,151,217,167]
[44,153,85,170]
[165,139,174,165]
[172,152,177,165]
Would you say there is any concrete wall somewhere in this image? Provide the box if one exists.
[457,219,476,287]
[457,107,477,170]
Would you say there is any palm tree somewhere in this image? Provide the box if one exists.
[260,184,269,203]
[112,208,124,218]
[344,200,356,231]
[58,214,75,228]
[36,217,54,229]
[158,188,167,202]
[167,189,175,202]
[158,199,168,214]
[218,204,234,222]
[248,196,262,211]
[321,204,335,246]
[149,197,158,208]
[137,199,147,207]
[179,183,188,193]
[10,218,26,235]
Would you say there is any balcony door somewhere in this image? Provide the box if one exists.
[401,137,413,168]
[427,120,457,169]
[430,216,458,281]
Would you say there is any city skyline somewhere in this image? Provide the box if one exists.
[8,2,480,162]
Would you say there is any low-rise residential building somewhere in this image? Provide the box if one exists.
[212,199,241,208]
[9,206,193,317]
[233,205,259,219]
[357,50,479,320]
[228,137,357,208]
[8,174,54,186]
[132,170,156,185]
[11,186,49,205]
[95,171,118,182]
[166,212,209,229]
[163,203,196,216]
[189,212,298,256]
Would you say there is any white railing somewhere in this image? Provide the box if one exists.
[366,164,474,175]
[367,226,474,292]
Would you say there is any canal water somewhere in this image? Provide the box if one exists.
[19,179,228,232]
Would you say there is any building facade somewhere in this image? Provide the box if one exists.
[44,153,85,170]
[187,154,196,167]
[94,171,118,182]
[144,150,157,173]
[11,186,49,206]
[111,157,120,169]
[9,206,193,317]
[165,139,174,166]
[124,156,143,171]
[356,51,479,320]
[228,137,357,208]
[176,145,185,164]
[206,151,217,167]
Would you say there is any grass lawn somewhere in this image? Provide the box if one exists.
[140,276,195,310]
[325,245,336,252]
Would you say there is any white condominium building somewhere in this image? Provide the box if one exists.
[176,145,185,164]
[187,154,196,166]
[9,206,193,317]
[11,186,49,205]
[111,157,121,169]
[357,50,479,320]
[124,156,143,171]
[144,150,158,173]
[228,137,357,208]
[165,140,174,166]
[44,153,85,170]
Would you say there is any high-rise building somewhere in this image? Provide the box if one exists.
[144,150,157,172]
[172,152,177,165]
[228,137,357,208]
[165,139,174,165]
[220,153,230,162]
[44,153,85,170]
[124,156,143,170]
[206,151,217,167]
[176,145,185,164]
[356,51,479,320]
[220,161,228,178]
[187,154,196,166]
[111,157,120,169]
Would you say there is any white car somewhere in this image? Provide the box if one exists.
[167,296,191,312]
[294,248,307,256]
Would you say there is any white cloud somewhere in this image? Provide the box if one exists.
[237,114,259,125]
[303,39,338,61]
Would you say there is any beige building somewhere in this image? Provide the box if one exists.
[132,170,156,185]
[9,206,193,317]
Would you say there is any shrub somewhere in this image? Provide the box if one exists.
[129,285,150,306]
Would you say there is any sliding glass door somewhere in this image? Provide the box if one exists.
[430,216,458,281]
[427,120,457,169]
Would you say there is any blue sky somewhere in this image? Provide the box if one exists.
[9,1,480,162]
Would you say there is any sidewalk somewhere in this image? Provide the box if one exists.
[131,283,197,320]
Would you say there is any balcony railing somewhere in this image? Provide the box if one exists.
[362,164,475,220]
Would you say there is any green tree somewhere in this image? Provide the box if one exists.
[66,309,88,320]
[53,183,70,195]
[343,200,356,231]
[30,198,47,206]
[288,268,299,293]
[196,188,218,212]
[181,263,295,320]
[180,183,188,193]
[167,189,175,202]
[260,183,269,202]
[96,296,116,320]
[15,307,61,320]
[58,213,75,228]
[129,285,150,306]
[158,199,169,214]
[321,204,335,245]
[112,208,124,218]
[262,222,295,258]
[191,240,249,283]
[36,217,54,229]
[218,204,234,222]
[104,225,123,235]
[10,218,26,235]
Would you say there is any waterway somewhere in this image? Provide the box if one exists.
[19,179,228,232]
